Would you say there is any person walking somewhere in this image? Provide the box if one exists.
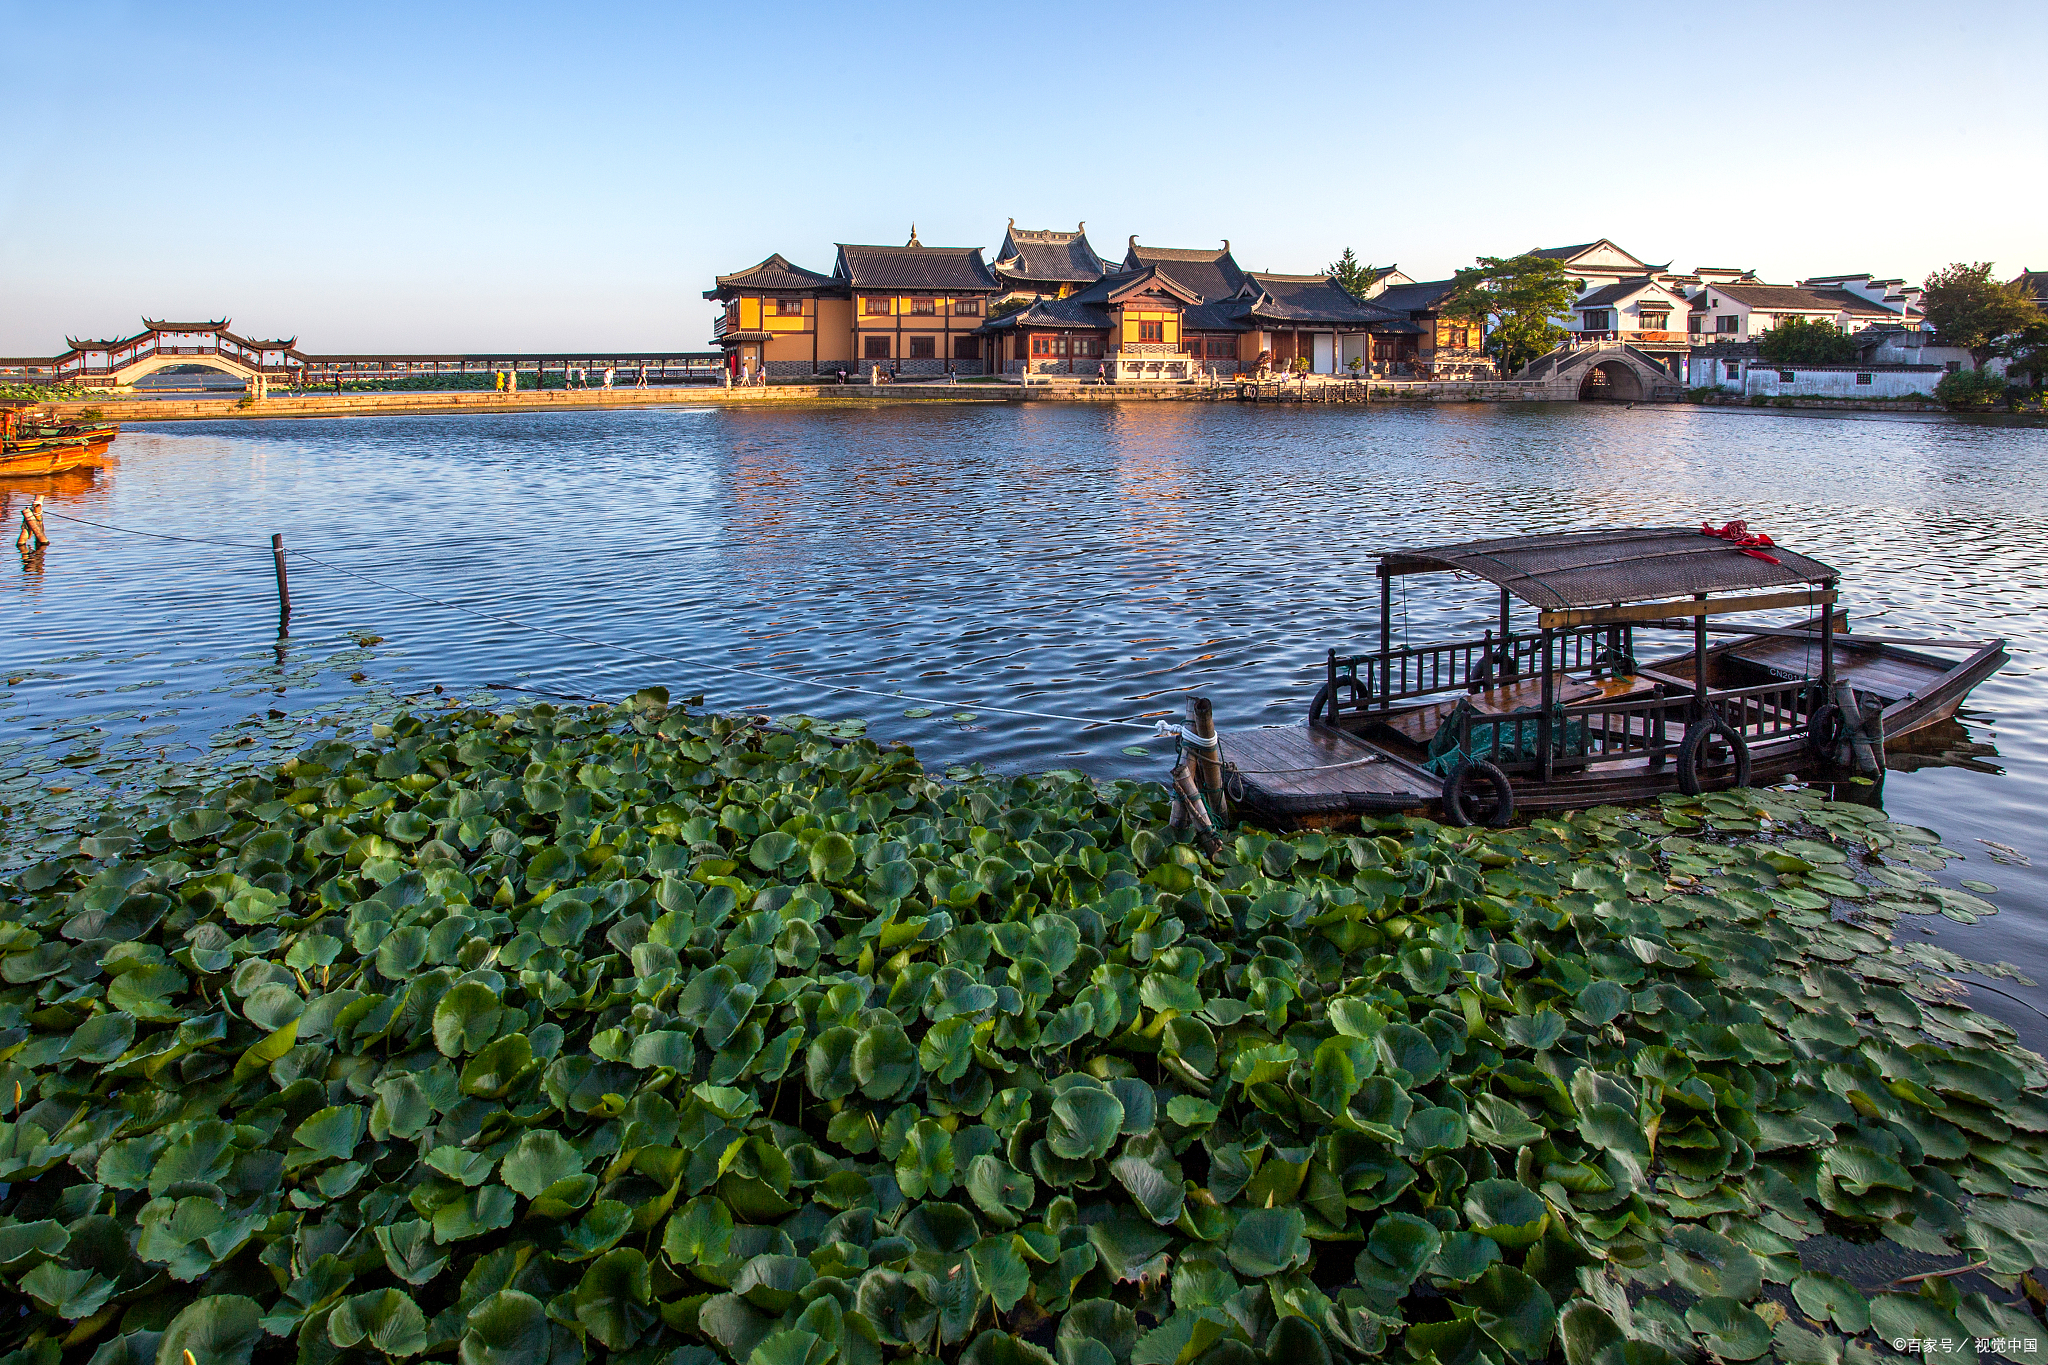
[603,367,615,390]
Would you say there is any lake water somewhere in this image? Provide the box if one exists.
[8,398,2048,1038]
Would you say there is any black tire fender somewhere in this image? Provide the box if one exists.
[1310,677,1370,726]
[1807,703,1848,764]
[1442,760,1515,828]
[1678,717,1751,795]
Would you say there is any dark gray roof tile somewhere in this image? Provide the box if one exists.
[833,243,998,292]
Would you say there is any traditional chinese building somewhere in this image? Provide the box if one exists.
[978,239,1401,378]
[705,230,1000,379]
[989,221,1106,302]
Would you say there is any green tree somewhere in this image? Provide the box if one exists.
[1921,262,2041,370]
[1441,254,1581,372]
[1758,317,1856,365]
[1325,248,1378,300]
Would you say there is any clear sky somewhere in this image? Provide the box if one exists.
[3,0,2042,355]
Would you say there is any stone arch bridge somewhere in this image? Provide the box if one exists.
[1517,342,1685,401]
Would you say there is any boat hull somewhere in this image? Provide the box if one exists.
[1227,629,2007,828]
[0,428,117,478]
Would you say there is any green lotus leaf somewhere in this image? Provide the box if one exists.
[1375,1022,1443,1085]
[897,1119,956,1199]
[432,980,504,1056]
[1463,1178,1548,1249]
[663,1195,736,1266]
[1790,1272,1870,1334]
[1365,1211,1441,1281]
[1663,1225,1762,1302]
[853,1024,920,1101]
[749,831,800,872]
[1398,945,1453,995]
[375,1220,449,1286]
[967,1235,1033,1314]
[1867,1293,1969,1354]
[328,1289,429,1358]
[1505,1006,1568,1050]
[168,807,230,842]
[1575,980,1629,1025]
[855,1268,940,1345]
[1406,1105,1467,1154]
[1057,1299,1139,1365]
[1470,1265,1557,1355]
[966,1154,1035,1228]
[290,1105,366,1166]
[458,1290,551,1365]
[807,1026,860,1100]
[1109,1149,1185,1226]
[1088,1218,1172,1283]
[1048,1084,1124,1161]
[1684,1297,1772,1361]
[1228,1207,1308,1278]
[61,1011,136,1065]
[928,966,999,1022]
[732,1253,815,1314]
[1468,1093,1546,1148]
[573,1248,654,1350]
[1558,1301,1624,1365]
[500,1130,583,1198]
[156,1294,262,1365]
[808,832,857,883]
[21,1262,113,1320]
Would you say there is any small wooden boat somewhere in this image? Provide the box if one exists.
[0,403,118,478]
[1224,527,2007,827]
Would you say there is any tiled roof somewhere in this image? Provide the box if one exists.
[2013,270,2048,304]
[1240,273,1399,325]
[833,243,998,291]
[1122,240,1246,302]
[1369,278,1459,314]
[992,223,1105,284]
[977,297,1109,332]
[1574,277,1676,310]
[1703,283,1901,317]
[703,253,840,300]
[1525,242,1601,261]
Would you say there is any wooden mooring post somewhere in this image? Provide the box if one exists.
[271,533,291,636]
[1187,696,1227,819]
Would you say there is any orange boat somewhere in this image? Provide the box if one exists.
[0,402,118,477]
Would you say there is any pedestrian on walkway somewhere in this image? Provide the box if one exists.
[603,367,615,390]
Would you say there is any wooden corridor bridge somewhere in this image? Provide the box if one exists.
[0,319,723,396]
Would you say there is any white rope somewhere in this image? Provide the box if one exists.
[1155,721,1219,748]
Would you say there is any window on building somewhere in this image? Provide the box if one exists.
[864,297,890,316]
[1583,311,1609,331]
[1076,337,1102,358]
[864,336,891,359]
[1716,316,1739,333]
[1725,361,1741,379]
[954,299,981,316]
[1856,372,1873,385]
[953,336,979,360]
[1689,315,1702,333]
[1031,336,1052,357]
[1206,338,1235,358]
[911,298,936,316]
[909,336,936,358]
[1945,361,1962,373]
[1639,313,1669,332]
[1140,321,1163,343]
[774,298,805,316]
[1779,370,1796,382]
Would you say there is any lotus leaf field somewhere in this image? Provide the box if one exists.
[5,691,2048,1365]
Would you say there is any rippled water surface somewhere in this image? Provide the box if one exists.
[8,399,2048,1034]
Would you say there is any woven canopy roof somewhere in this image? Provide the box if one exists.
[1378,527,1838,610]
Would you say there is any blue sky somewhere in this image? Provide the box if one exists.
[3,0,2042,354]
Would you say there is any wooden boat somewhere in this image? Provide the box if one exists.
[1224,527,2008,827]
[0,403,118,478]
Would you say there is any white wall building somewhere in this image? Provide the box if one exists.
[1688,282,1909,342]
[1686,344,1942,398]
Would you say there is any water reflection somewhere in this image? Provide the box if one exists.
[9,400,2048,1037]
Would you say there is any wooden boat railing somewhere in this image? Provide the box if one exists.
[1326,623,1637,720]
[1436,677,1817,777]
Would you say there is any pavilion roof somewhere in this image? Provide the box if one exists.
[1121,240,1246,302]
[1237,273,1399,326]
[703,253,841,300]
[833,242,997,292]
[1380,528,1837,611]
[992,221,1105,284]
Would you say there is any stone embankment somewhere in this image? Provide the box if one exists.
[39,375,1610,422]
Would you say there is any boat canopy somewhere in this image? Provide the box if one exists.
[1377,528,1837,611]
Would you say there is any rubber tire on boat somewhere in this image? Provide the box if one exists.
[1677,717,1750,795]
[1238,383,1257,402]
[1442,760,1515,828]
[1806,703,1848,764]
[1310,676,1371,726]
